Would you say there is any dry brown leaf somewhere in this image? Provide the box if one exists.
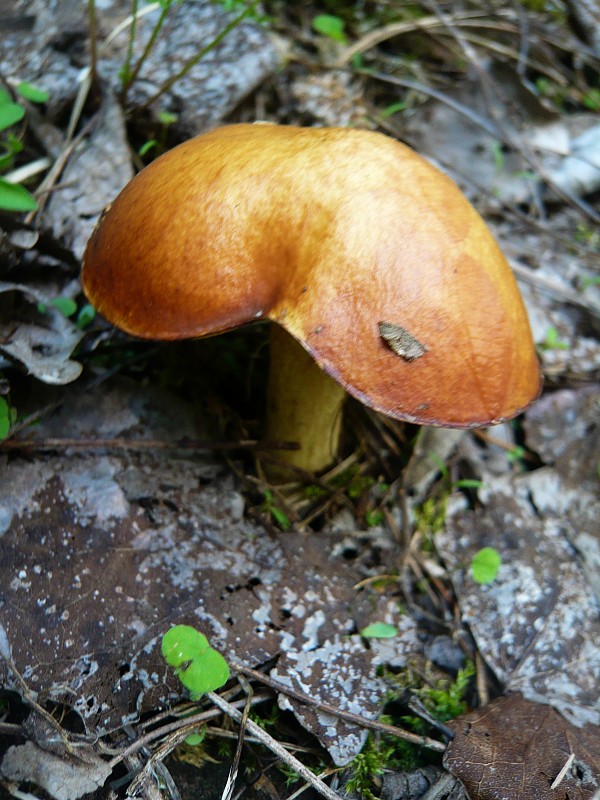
[444,694,600,800]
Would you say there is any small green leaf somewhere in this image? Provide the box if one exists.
[138,139,158,157]
[262,490,291,530]
[582,88,600,112]
[38,298,78,317]
[16,82,50,104]
[453,479,484,489]
[50,297,78,317]
[179,646,230,698]
[158,111,178,125]
[380,101,408,119]
[360,622,397,639]
[365,509,384,527]
[312,14,347,43]
[580,276,600,289]
[0,102,25,131]
[76,304,96,329]
[506,445,526,463]
[162,625,209,667]
[0,178,37,212]
[269,504,291,530]
[161,625,229,698]
[0,397,13,439]
[540,326,569,351]
[0,151,14,171]
[471,547,501,584]
[184,731,205,746]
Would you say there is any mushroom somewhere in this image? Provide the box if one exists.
[82,123,540,475]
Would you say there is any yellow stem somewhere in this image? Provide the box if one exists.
[264,325,346,478]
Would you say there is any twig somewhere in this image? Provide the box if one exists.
[0,436,298,454]
[334,11,484,66]
[25,112,98,223]
[108,693,270,769]
[87,0,98,84]
[475,653,490,709]
[130,0,262,115]
[420,772,459,799]
[550,753,575,789]
[229,661,446,753]
[0,625,73,754]
[4,158,52,185]
[121,2,170,104]
[418,0,600,223]
[123,719,201,797]
[207,691,343,800]
[221,676,253,800]
[362,69,501,138]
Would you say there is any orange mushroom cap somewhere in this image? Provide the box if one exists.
[82,123,540,427]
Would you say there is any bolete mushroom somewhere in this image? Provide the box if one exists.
[82,123,540,475]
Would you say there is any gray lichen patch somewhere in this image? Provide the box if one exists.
[271,599,421,765]
[60,457,130,526]
[274,636,385,766]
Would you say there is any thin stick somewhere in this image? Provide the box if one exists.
[108,693,270,769]
[0,629,73,754]
[510,258,600,323]
[207,692,343,800]
[0,436,298,453]
[550,753,575,789]
[87,0,98,83]
[221,677,253,800]
[132,0,261,114]
[229,661,446,753]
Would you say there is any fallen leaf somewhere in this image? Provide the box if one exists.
[0,281,82,384]
[0,740,112,800]
[444,694,600,800]
[0,377,421,766]
[437,386,600,728]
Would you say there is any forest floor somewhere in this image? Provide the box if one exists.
[0,2,599,799]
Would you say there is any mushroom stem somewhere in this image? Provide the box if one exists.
[264,325,346,478]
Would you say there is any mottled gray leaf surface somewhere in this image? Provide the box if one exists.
[108,1,280,136]
[0,281,83,384]
[436,385,600,728]
[45,92,134,260]
[273,604,420,765]
[0,378,419,764]
[0,740,113,800]
[0,1,280,259]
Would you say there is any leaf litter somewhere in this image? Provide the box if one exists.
[1,1,600,798]
[0,378,422,774]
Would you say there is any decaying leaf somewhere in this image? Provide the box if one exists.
[272,607,418,765]
[0,377,421,766]
[0,741,113,800]
[0,281,83,384]
[444,694,600,800]
[436,384,600,728]
[44,91,134,261]
[438,488,600,727]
